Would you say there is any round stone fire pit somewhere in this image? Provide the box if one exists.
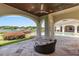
[34,39,57,54]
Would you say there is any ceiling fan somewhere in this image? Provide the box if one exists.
[35,4,48,14]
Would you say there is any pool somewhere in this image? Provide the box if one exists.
[55,32,79,37]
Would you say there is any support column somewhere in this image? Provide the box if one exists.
[36,20,41,39]
[44,15,50,39]
[62,25,65,35]
[34,15,57,54]
[48,14,54,40]
[74,25,77,34]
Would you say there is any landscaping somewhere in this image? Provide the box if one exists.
[0,26,44,46]
[0,26,36,46]
[0,36,34,46]
[0,33,34,46]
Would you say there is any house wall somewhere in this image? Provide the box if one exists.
[51,5,79,23]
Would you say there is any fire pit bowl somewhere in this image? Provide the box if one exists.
[34,39,57,54]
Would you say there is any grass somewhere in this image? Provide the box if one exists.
[0,33,34,46]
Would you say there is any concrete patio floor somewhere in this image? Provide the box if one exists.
[0,36,79,56]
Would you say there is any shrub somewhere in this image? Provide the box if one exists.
[3,32,25,40]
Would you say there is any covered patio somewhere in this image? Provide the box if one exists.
[0,3,79,55]
[0,36,79,56]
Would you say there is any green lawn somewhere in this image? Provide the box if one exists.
[0,33,34,46]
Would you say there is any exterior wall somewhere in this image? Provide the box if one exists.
[51,5,79,23]
[53,10,79,23]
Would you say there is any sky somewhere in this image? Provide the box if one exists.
[0,15,37,27]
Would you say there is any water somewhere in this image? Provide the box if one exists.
[55,32,75,35]
[55,32,79,37]
[0,29,18,32]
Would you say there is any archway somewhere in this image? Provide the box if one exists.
[65,25,74,32]
[55,19,79,36]
[0,15,37,45]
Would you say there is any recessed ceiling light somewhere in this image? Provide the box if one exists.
[50,10,53,12]
[31,6,34,9]
[27,9,31,11]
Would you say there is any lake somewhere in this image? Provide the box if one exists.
[0,29,19,32]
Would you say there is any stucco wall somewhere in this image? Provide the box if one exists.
[53,5,79,23]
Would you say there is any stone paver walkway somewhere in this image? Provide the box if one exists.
[0,36,79,56]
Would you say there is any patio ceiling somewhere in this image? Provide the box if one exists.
[55,19,79,26]
[5,3,79,17]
